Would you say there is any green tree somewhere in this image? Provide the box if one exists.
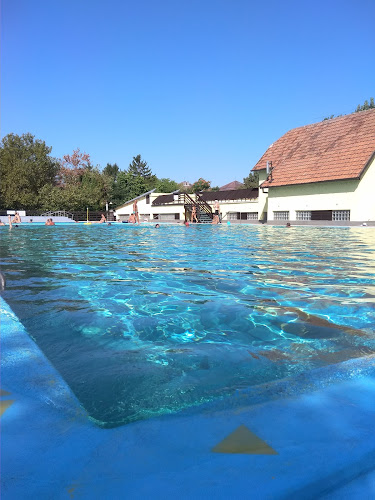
[128,155,152,178]
[243,171,259,188]
[127,154,157,190]
[191,178,211,192]
[38,184,82,211]
[0,133,59,209]
[154,178,179,192]
[355,98,375,112]
[112,171,147,206]
[103,163,119,181]
[80,168,108,209]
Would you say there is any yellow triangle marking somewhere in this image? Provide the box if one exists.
[212,424,278,455]
[0,400,15,417]
[0,389,11,396]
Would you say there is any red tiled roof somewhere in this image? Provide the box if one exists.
[252,109,375,187]
[219,180,244,191]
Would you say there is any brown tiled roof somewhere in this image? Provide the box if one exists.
[252,109,375,187]
[219,180,244,191]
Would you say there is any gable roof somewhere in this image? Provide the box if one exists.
[219,180,244,191]
[252,109,375,187]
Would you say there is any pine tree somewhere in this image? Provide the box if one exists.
[128,155,153,179]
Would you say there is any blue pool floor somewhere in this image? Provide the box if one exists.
[1,297,375,499]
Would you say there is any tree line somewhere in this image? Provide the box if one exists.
[0,133,258,211]
[323,97,374,121]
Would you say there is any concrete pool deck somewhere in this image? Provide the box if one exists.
[1,297,375,499]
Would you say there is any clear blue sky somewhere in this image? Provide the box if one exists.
[1,0,374,187]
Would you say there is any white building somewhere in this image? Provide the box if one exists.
[115,110,375,225]
[252,109,375,223]
[114,188,259,223]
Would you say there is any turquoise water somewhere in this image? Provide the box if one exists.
[1,224,375,427]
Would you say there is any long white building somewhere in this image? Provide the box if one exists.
[115,109,375,225]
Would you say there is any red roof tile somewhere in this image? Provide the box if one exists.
[219,180,244,191]
[252,109,375,187]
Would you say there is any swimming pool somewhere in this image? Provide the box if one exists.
[1,224,374,427]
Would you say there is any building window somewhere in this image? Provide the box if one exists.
[311,210,332,221]
[332,210,350,221]
[146,194,150,204]
[296,211,311,221]
[274,211,289,221]
[227,212,258,221]
[160,213,179,221]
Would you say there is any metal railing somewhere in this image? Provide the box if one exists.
[178,193,213,222]
[194,193,214,218]
[41,210,74,219]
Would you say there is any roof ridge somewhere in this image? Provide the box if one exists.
[252,108,375,187]
[287,108,375,133]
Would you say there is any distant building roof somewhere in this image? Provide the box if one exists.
[253,109,375,187]
[200,188,258,202]
[219,180,244,191]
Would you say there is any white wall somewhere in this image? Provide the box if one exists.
[265,158,375,222]
[115,193,185,221]
[351,157,375,221]
[115,193,261,222]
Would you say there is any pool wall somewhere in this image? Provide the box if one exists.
[1,297,375,499]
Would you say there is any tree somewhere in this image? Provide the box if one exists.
[112,171,147,206]
[80,168,108,209]
[355,98,375,112]
[154,178,179,192]
[38,184,80,211]
[128,155,152,178]
[243,171,259,189]
[103,163,119,181]
[58,148,92,186]
[0,133,59,209]
[191,178,211,192]
[127,154,157,190]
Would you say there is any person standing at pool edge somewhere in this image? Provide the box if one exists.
[133,199,140,224]
[191,205,198,223]
[214,200,220,222]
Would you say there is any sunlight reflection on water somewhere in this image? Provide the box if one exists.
[1,224,375,426]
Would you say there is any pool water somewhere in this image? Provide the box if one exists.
[1,224,375,427]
